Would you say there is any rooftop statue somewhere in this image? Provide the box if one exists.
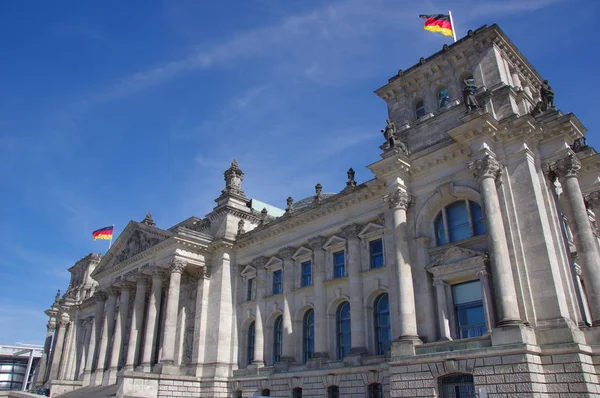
[381,119,408,154]
[462,78,480,113]
[531,79,555,116]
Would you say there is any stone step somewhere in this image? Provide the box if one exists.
[57,385,118,398]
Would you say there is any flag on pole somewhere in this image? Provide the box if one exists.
[419,14,453,37]
[92,226,114,241]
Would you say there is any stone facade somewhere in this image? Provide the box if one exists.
[39,24,600,397]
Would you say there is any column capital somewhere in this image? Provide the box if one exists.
[94,291,108,302]
[278,247,296,261]
[468,153,502,181]
[384,188,410,210]
[552,152,581,179]
[106,286,120,297]
[341,223,361,240]
[47,320,57,330]
[307,235,327,250]
[148,267,168,280]
[476,268,490,278]
[116,281,136,291]
[585,190,600,208]
[251,256,269,269]
[432,278,447,287]
[169,258,187,274]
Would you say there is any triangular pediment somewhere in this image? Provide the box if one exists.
[240,265,257,278]
[292,246,312,260]
[426,246,485,271]
[358,222,384,238]
[324,235,346,249]
[92,221,172,278]
[265,256,283,269]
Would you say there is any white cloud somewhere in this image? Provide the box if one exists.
[468,0,564,18]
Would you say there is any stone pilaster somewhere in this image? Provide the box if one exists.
[37,318,56,385]
[93,288,118,385]
[191,267,210,377]
[554,154,600,325]
[341,223,367,356]
[157,259,186,373]
[125,276,148,370]
[49,315,69,381]
[279,247,296,363]
[105,283,132,385]
[77,317,93,380]
[469,153,521,325]
[252,256,268,366]
[308,236,329,359]
[139,268,165,371]
[82,292,105,386]
[433,279,452,341]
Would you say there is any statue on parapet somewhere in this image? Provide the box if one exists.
[462,78,480,113]
[531,79,555,116]
[381,119,408,154]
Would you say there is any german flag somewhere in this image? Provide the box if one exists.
[92,226,114,241]
[419,14,453,37]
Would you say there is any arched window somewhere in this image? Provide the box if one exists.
[434,200,485,246]
[261,389,271,396]
[368,383,383,398]
[234,390,243,398]
[438,87,450,108]
[327,386,340,398]
[336,302,351,360]
[374,293,391,355]
[247,321,255,365]
[292,387,303,398]
[439,373,475,397]
[415,99,426,119]
[303,309,314,363]
[273,315,283,364]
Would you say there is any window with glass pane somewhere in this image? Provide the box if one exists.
[247,278,255,301]
[434,200,485,246]
[368,383,383,398]
[336,302,351,360]
[438,88,450,108]
[446,201,471,242]
[374,293,391,355]
[369,239,384,268]
[415,100,426,119]
[262,389,271,396]
[333,251,345,278]
[301,261,312,287]
[452,280,486,338]
[292,387,303,398]
[303,309,314,363]
[273,316,282,364]
[470,201,486,236]
[439,373,475,398]
[434,213,447,246]
[327,386,340,398]
[247,322,255,365]
[272,270,282,295]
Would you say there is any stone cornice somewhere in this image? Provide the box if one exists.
[235,181,385,249]
[411,143,469,176]
[367,155,411,179]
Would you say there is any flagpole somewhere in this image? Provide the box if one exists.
[448,10,457,43]
[108,224,114,250]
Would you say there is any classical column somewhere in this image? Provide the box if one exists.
[82,293,105,385]
[139,269,164,371]
[279,247,296,363]
[469,154,521,325]
[191,268,210,377]
[49,314,69,381]
[477,269,496,331]
[386,189,419,340]
[341,224,367,355]
[159,260,186,366]
[433,279,452,341]
[105,283,132,384]
[38,318,56,385]
[95,288,118,382]
[125,277,148,370]
[77,318,93,380]
[554,154,600,325]
[308,236,329,358]
[252,256,268,365]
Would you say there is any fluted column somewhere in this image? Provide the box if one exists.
[191,268,210,377]
[433,279,452,341]
[38,318,56,384]
[555,154,600,325]
[342,224,367,354]
[308,236,329,358]
[49,314,69,381]
[477,269,496,332]
[82,293,105,385]
[77,318,93,380]
[159,259,186,366]
[105,283,131,384]
[125,277,148,370]
[386,189,419,340]
[279,247,296,362]
[252,256,268,365]
[94,288,118,383]
[139,269,164,371]
[469,154,521,325]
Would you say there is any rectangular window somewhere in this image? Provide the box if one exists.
[272,270,282,295]
[333,251,345,278]
[301,261,312,287]
[452,280,486,339]
[246,278,255,301]
[369,239,384,269]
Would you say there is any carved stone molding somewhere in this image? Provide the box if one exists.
[385,189,410,210]
[341,223,361,240]
[94,291,108,302]
[552,153,581,179]
[117,281,136,291]
[169,259,187,274]
[278,247,296,261]
[223,159,245,196]
[432,279,447,287]
[106,286,120,297]
[307,235,327,250]
[585,191,600,209]
[46,320,56,330]
[251,256,269,269]
[468,153,502,181]
[58,319,69,328]
[476,269,490,278]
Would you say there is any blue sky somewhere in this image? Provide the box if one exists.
[0,0,598,345]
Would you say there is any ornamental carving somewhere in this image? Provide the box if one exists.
[114,230,163,265]
[307,235,327,250]
[278,247,296,261]
[341,224,361,240]
[94,291,108,302]
[385,189,410,210]
[223,159,245,196]
[169,259,187,274]
[432,279,447,287]
[586,191,600,209]
[251,256,269,269]
[552,153,581,179]
[468,153,502,181]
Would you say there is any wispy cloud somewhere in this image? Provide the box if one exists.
[468,0,564,18]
